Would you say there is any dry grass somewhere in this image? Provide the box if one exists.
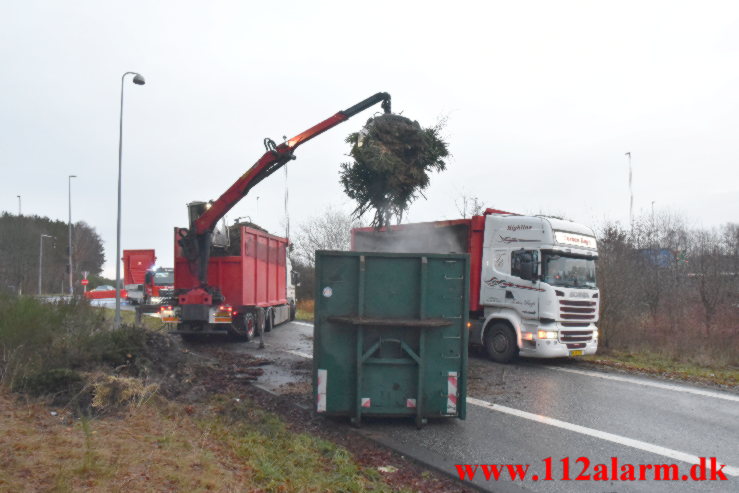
[97,306,165,331]
[0,390,410,492]
[584,350,739,387]
[0,391,405,492]
[0,392,246,492]
[296,299,314,322]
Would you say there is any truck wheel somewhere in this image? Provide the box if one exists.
[264,309,273,332]
[484,322,518,363]
[289,301,296,321]
[228,313,256,342]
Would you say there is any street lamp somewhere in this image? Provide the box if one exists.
[39,234,55,295]
[624,152,633,230]
[17,195,21,215]
[68,174,76,296]
[115,71,146,328]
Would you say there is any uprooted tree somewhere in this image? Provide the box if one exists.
[340,114,449,227]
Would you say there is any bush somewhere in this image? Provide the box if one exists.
[0,294,151,394]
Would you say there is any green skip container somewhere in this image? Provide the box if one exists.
[313,251,469,428]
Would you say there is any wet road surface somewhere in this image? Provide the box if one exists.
[196,320,739,492]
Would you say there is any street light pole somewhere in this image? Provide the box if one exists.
[68,174,76,295]
[39,234,54,295]
[625,152,633,230]
[115,71,146,328]
[17,195,21,215]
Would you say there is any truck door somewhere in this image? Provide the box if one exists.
[509,250,540,320]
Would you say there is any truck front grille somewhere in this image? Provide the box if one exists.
[560,300,597,320]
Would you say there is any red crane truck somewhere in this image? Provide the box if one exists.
[164,92,392,341]
[352,209,600,362]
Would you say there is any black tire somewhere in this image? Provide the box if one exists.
[484,322,518,363]
[289,301,296,321]
[228,312,256,342]
[264,309,273,332]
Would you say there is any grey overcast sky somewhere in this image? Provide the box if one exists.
[1,0,738,277]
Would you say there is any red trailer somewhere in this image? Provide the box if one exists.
[170,226,294,340]
[122,249,156,286]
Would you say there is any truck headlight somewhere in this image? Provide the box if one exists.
[537,330,558,339]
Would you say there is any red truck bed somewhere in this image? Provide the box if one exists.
[122,249,156,285]
[174,226,288,308]
[351,217,486,312]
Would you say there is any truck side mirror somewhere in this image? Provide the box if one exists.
[291,271,301,286]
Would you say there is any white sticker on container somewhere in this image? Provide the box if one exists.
[317,369,327,413]
[322,286,333,298]
[447,371,458,414]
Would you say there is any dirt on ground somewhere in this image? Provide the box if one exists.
[187,343,475,493]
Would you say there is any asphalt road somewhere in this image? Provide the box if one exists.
[198,320,739,492]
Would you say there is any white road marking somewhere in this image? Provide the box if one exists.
[292,321,314,328]
[546,365,739,403]
[467,397,739,477]
[285,349,312,359]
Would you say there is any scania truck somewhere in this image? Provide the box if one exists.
[352,209,599,362]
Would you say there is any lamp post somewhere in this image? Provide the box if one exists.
[68,174,76,295]
[17,195,21,215]
[38,234,54,295]
[115,71,146,328]
[624,152,633,230]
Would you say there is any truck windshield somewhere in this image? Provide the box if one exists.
[154,271,174,285]
[541,252,596,289]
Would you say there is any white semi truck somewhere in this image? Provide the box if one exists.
[352,209,600,362]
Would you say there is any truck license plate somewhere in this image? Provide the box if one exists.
[569,350,583,357]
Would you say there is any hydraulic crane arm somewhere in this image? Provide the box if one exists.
[179,92,391,285]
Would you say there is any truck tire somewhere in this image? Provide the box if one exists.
[484,322,518,363]
[289,301,296,321]
[228,313,256,342]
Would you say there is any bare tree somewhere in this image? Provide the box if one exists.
[293,207,364,267]
[691,227,734,333]
[455,193,485,219]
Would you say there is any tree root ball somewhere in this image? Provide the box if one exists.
[340,113,449,227]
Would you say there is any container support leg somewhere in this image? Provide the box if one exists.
[415,329,425,429]
[353,326,364,427]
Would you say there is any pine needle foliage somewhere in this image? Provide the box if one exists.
[340,114,449,227]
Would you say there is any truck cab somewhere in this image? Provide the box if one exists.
[476,214,599,361]
[145,267,175,305]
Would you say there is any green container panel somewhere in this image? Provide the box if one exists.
[313,251,469,427]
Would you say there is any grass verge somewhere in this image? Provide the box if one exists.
[583,349,738,387]
[0,391,410,492]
